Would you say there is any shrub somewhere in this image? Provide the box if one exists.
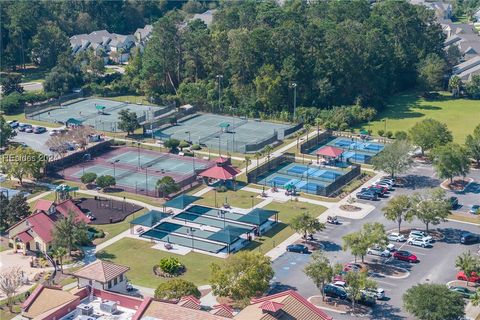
[395,131,408,140]
[111,140,126,146]
[190,144,201,150]
[178,140,190,150]
[183,151,194,157]
[81,172,97,184]
[377,129,385,137]
[385,131,393,139]
[96,175,116,189]
[154,279,201,300]
[164,138,180,152]
[159,257,185,275]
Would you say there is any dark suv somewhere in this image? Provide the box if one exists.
[356,191,377,201]
[324,284,347,299]
[460,232,480,245]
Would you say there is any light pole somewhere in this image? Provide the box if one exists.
[383,119,387,132]
[145,163,153,196]
[306,162,311,194]
[291,82,297,121]
[136,142,141,168]
[250,195,254,208]
[192,150,196,174]
[185,131,191,143]
[188,227,196,251]
[218,210,226,228]
[214,188,218,207]
[216,135,221,157]
[110,159,120,180]
[216,74,223,111]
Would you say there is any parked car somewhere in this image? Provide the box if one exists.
[333,281,347,289]
[409,230,433,242]
[375,182,393,190]
[343,263,367,272]
[49,129,58,136]
[286,244,309,254]
[362,186,385,197]
[363,288,385,300]
[324,284,347,299]
[407,237,432,248]
[388,232,406,242]
[327,216,339,224]
[470,205,480,215]
[393,250,418,263]
[17,123,31,132]
[460,232,480,245]
[348,292,376,307]
[25,126,34,133]
[367,245,391,257]
[457,271,480,283]
[356,191,377,201]
[370,185,389,195]
[448,286,475,299]
[33,126,47,134]
[7,120,19,128]
[449,196,459,209]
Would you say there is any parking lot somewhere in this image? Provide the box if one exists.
[12,128,53,155]
[270,162,480,319]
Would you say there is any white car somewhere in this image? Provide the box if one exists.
[376,178,394,186]
[367,245,391,257]
[387,232,406,242]
[409,230,432,242]
[363,288,385,300]
[407,236,432,248]
[376,182,393,190]
[333,281,347,289]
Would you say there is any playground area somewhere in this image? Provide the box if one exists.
[26,98,168,131]
[62,147,214,196]
[155,113,299,153]
[75,197,144,224]
[307,136,385,164]
[138,205,278,254]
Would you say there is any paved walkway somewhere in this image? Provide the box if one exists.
[27,191,53,203]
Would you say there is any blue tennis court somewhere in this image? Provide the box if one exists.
[141,229,226,253]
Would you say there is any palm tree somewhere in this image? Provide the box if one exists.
[315,118,323,143]
[52,247,68,273]
[455,251,478,286]
[448,76,462,98]
[263,145,273,170]
[472,288,480,306]
[244,156,251,176]
[305,124,311,142]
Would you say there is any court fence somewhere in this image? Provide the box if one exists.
[246,152,296,184]
[323,164,361,196]
[282,122,304,139]
[25,91,85,120]
[300,131,332,154]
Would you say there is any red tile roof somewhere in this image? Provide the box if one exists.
[55,200,90,224]
[34,199,54,213]
[315,146,344,158]
[15,231,33,243]
[199,165,240,180]
[260,301,284,313]
[27,212,56,243]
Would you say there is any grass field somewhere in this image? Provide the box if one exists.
[96,238,222,287]
[359,92,480,143]
[244,200,327,253]
[94,208,147,244]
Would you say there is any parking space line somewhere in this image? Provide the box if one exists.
[373,279,398,288]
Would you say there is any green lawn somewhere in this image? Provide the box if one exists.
[244,200,327,253]
[359,92,480,142]
[94,208,147,244]
[96,238,222,287]
[195,189,263,209]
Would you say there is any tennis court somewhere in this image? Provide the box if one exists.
[174,212,254,229]
[155,113,297,153]
[62,146,214,195]
[257,162,348,195]
[28,98,167,132]
[308,137,385,164]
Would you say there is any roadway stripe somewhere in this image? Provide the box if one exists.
[373,279,398,288]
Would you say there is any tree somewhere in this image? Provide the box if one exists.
[81,172,97,185]
[472,288,480,306]
[178,140,190,151]
[66,126,96,150]
[0,267,23,311]
[52,211,89,255]
[383,195,414,233]
[412,189,450,231]
[403,283,465,320]
[0,146,46,185]
[343,223,388,262]
[456,251,479,287]
[344,270,377,312]
[0,115,16,148]
[290,212,325,240]
[5,193,30,227]
[465,75,480,99]
[31,22,69,68]
[409,119,453,155]
[154,279,201,300]
[52,247,68,273]
[210,251,274,306]
[372,140,413,178]
[164,138,180,152]
[1,73,24,96]
[156,176,180,198]
[431,143,470,183]
[465,124,480,167]
[0,193,10,231]
[448,75,462,97]
[304,251,341,301]
[43,53,83,95]
[417,53,447,92]
[96,175,116,190]
[117,109,139,136]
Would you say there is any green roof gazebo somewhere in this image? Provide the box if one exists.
[207,225,253,253]
[237,208,278,235]
[163,194,202,210]
[66,118,84,127]
[130,210,169,234]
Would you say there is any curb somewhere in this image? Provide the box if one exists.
[307,296,347,314]
[446,218,480,226]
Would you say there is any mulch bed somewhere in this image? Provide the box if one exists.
[339,204,361,212]
[399,228,444,241]
[75,197,144,224]
[309,296,371,315]
[364,262,408,278]
[441,178,472,191]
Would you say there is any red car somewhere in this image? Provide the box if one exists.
[393,250,418,263]
[457,271,480,283]
[343,263,367,272]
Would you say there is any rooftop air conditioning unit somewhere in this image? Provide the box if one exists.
[100,301,118,314]
[76,304,94,316]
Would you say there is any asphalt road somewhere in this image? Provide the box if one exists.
[270,163,480,319]
[12,129,53,155]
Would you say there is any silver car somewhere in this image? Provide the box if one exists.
[367,245,391,257]
[388,232,406,242]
